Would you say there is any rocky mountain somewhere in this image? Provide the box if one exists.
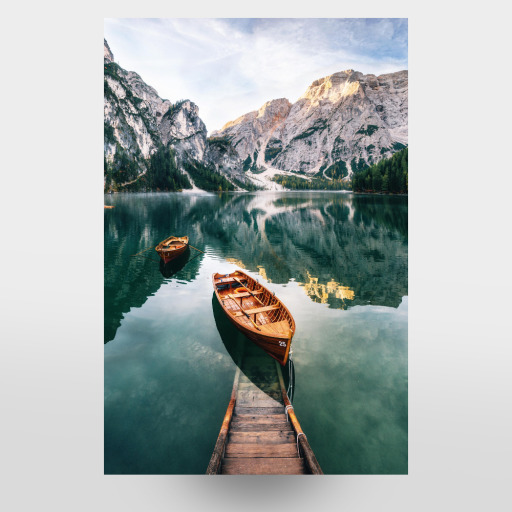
[103,39,250,191]
[211,69,408,186]
[104,39,114,63]
[104,38,407,191]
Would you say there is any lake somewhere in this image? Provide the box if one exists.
[104,191,408,474]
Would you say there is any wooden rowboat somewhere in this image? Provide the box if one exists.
[155,236,189,264]
[212,270,295,366]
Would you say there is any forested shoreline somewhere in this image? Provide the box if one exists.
[104,144,408,194]
[351,147,408,194]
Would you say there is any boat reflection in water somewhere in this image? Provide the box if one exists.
[158,247,190,278]
[212,295,292,396]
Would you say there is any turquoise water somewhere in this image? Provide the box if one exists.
[104,191,408,474]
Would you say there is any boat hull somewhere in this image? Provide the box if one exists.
[155,236,189,264]
[225,312,290,364]
[157,244,188,264]
[159,247,190,277]
[212,271,295,366]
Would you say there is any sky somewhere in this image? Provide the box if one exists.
[104,18,408,133]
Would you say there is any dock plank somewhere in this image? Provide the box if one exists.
[229,423,293,432]
[234,406,284,415]
[225,443,298,458]
[228,431,296,444]
[236,395,282,406]
[239,382,279,390]
[221,458,305,475]
[237,390,281,402]
[232,414,286,423]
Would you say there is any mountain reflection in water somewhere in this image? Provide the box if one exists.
[104,192,407,343]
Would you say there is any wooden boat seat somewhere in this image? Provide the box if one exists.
[229,290,264,298]
[233,305,280,317]
[215,277,245,284]
[260,320,291,334]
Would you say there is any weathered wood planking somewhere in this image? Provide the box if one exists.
[221,458,306,475]
[225,443,298,458]
[228,431,296,444]
[229,424,293,432]
[232,414,286,422]
[234,406,284,415]
[207,346,325,475]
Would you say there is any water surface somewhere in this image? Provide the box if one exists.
[104,191,408,474]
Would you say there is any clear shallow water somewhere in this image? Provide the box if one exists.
[104,191,408,474]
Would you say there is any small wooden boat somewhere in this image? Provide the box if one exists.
[104,205,114,209]
[212,270,295,365]
[155,236,189,264]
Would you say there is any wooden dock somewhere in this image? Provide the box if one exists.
[206,350,322,475]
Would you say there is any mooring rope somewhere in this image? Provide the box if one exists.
[296,432,306,457]
[131,245,155,257]
[188,244,205,254]
[287,353,295,403]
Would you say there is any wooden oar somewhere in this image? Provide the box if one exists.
[233,276,264,306]
[188,244,205,254]
[228,294,261,331]
[131,245,155,257]
[186,252,202,264]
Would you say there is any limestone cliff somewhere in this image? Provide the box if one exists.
[104,37,407,191]
[104,39,114,63]
[211,69,408,185]
[103,39,248,191]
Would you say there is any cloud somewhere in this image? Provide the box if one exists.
[104,18,408,132]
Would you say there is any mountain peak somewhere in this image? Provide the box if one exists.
[212,67,407,180]
[257,98,292,118]
[300,71,363,103]
[104,39,114,63]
